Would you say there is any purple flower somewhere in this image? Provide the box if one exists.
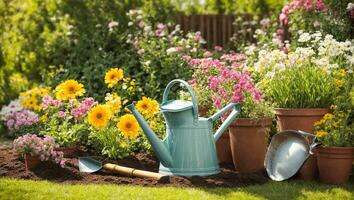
[5,109,39,130]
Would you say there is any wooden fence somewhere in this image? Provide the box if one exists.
[177,14,248,48]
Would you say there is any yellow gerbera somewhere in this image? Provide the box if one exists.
[21,97,38,110]
[117,114,139,139]
[88,105,112,129]
[104,68,124,88]
[136,97,159,118]
[55,80,86,100]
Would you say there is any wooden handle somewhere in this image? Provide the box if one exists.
[103,163,166,180]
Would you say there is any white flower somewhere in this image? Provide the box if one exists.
[347,3,354,11]
[298,32,311,43]
[166,47,178,55]
[128,22,133,26]
[108,21,119,32]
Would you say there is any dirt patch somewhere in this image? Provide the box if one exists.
[0,148,269,187]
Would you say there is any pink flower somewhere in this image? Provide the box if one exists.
[42,96,63,109]
[315,0,327,11]
[70,97,97,120]
[214,46,223,51]
[282,5,290,14]
[58,111,66,118]
[13,134,65,168]
[279,13,288,25]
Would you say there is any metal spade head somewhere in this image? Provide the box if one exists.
[79,157,102,173]
[265,130,319,181]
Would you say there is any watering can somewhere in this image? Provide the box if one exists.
[127,79,240,176]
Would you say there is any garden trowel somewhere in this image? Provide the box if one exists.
[78,157,168,181]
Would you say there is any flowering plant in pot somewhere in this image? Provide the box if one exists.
[189,53,273,172]
[13,134,65,170]
[257,31,352,179]
[314,68,354,184]
[39,81,95,157]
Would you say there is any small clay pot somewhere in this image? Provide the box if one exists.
[229,118,272,173]
[24,154,41,171]
[216,132,233,164]
[274,108,329,133]
[316,146,354,185]
[55,147,77,158]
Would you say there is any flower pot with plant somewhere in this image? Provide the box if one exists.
[13,134,65,170]
[314,68,354,185]
[189,54,273,172]
[41,95,95,158]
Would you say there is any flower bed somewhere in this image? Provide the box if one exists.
[0,148,268,187]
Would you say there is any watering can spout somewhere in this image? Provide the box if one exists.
[127,103,173,167]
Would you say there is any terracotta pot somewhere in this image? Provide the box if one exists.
[274,108,329,133]
[275,108,329,180]
[216,132,233,164]
[229,118,272,173]
[24,154,41,171]
[297,154,318,180]
[316,146,354,184]
[54,146,77,158]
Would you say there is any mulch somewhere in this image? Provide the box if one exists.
[0,148,269,187]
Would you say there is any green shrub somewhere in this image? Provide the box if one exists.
[265,65,336,108]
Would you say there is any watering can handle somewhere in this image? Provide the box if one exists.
[162,79,198,120]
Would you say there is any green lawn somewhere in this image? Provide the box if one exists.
[0,178,353,200]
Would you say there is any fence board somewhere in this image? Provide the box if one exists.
[177,14,245,48]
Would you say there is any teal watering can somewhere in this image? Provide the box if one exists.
[127,79,240,176]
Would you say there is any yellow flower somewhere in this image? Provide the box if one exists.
[55,80,85,100]
[136,97,159,118]
[105,68,124,88]
[315,130,328,138]
[117,114,139,139]
[330,105,336,110]
[40,114,48,122]
[88,105,112,129]
[335,79,344,88]
[104,93,122,114]
[323,113,334,120]
[150,121,157,130]
[331,122,338,127]
[21,97,38,110]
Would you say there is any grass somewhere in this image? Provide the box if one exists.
[0,178,353,200]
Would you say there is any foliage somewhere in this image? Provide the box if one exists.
[0,0,177,106]
[264,65,335,108]
[13,134,65,167]
[276,0,354,50]
[172,0,286,15]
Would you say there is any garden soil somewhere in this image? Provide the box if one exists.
[0,148,268,187]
